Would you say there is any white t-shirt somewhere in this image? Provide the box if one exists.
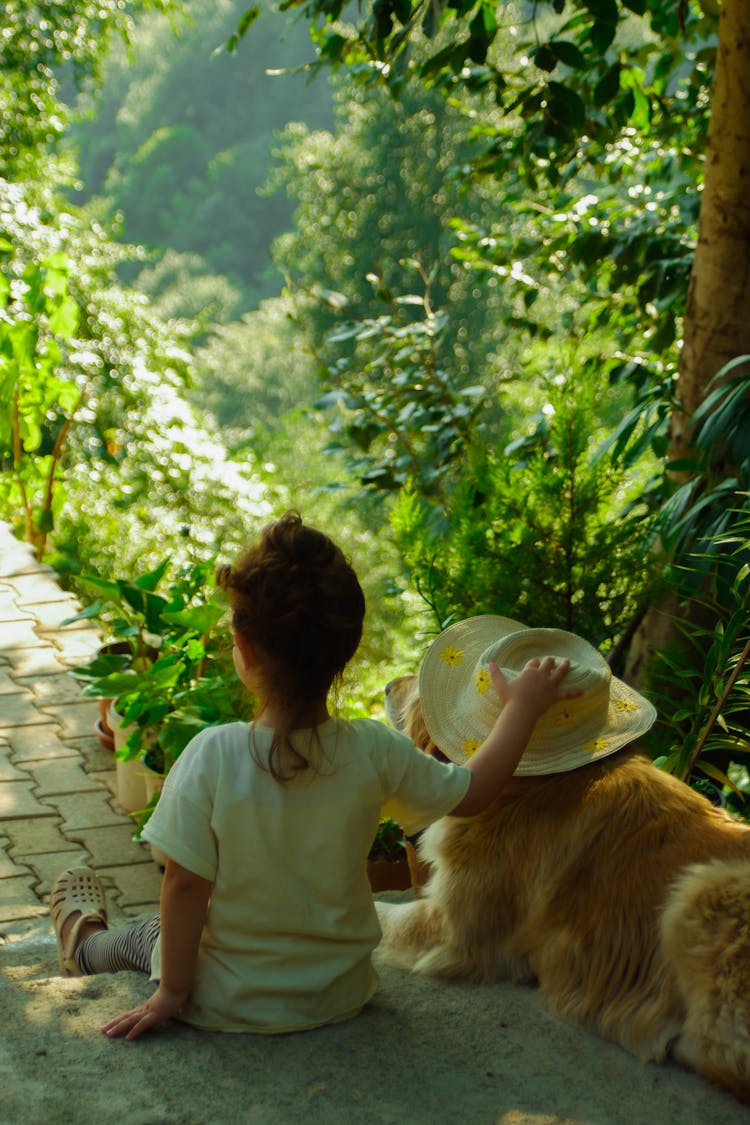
[142,717,470,1033]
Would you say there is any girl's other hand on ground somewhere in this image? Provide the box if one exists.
[100,984,188,1041]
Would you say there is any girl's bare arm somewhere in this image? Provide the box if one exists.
[450,657,579,817]
[101,859,212,1041]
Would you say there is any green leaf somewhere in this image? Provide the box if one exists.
[420,42,470,78]
[33,507,54,533]
[590,18,617,51]
[48,296,80,339]
[694,759,740,794]
[534,45,557,73]
[583,0,618,23]
[41,253,68,271]
[162,603,225,634]
[545,81,586,132]
[630,86,651,130]
[479,1,497,34]
[421,0,440,38]
[594,63,621,107]
[133,558,171,593]
[61,599,108,627]
[237,5,259,35]
[550,40,586,70]
[9,322,36,373]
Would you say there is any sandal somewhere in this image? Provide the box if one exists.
[49,866,108,977]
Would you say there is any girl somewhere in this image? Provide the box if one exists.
[50,511,575,1040]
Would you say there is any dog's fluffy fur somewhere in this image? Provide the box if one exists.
[378,675,750,1102]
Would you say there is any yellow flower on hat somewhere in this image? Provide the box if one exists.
[615,698,638,714]
[585,738,610,752]
[440,645,465,667]
[461,738,482,758]
[554,708,573,726]
[475,668,491,694]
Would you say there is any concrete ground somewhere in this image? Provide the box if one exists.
[0,522,747,1124]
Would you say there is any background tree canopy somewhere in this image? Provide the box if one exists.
[69,0,333,311]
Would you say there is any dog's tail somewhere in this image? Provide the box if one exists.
[661,857,750,1103]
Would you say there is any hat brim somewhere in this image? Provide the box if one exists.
[419,615,656,776]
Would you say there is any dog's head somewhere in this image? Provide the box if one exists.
[385,675,450,763]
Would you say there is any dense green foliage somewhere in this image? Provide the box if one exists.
[3,0,749,809]
[253,0,716,531]
[1,0,166,177]
[0,1,289,604]
[391,371,657,651]
[69,0,333,309]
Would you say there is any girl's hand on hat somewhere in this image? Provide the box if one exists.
[450,656,581,817]
[489,656,578,718]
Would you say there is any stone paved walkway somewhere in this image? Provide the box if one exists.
[0,522,162,940]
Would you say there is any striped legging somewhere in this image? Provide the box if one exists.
[76,914,160,976]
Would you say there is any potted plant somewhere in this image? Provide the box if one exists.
[366,817,410,892]
[63,557,172,747]
[65,557,250,820]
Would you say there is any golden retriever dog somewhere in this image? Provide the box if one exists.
[378,674,750,1103]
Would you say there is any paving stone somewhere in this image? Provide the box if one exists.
[0,873,46,922]
[0,667,23,693]
[5,572,74,606]
[64,823,152,869]
[0,916,51,939]
[34,602,94,632]
[99,860,162,910]
[0,848,31,879]
[44,789,127,831]
[6,723,75,763]
[0,528,54,577]
[0,746,32,782]
[5,816,79,858]
[0,691,45,728]
[0,646,67,677]
[0,587,21,615]
[87,767,118,802]
[23,756,102,797]
[22,848,92,895]
[70,736,116,775]
[0,778,53,820]
[18,672,88,706]
[48,628,101,665]
[0,833,30,880]
[0,525,166,928]
[38,698,100,738]
[0,618,45,647]
[0,600,34,623]
[0,901,47,922]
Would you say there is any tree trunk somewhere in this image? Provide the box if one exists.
[627,0,750,686]
[670,0,750,462]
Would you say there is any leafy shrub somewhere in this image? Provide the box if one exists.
[390,371,657,655]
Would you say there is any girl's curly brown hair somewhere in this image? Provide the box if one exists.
[217,511,366,779]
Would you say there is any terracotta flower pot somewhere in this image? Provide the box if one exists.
[94,715,115,752]
[367,857,413,893]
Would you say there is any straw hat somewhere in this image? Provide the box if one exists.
[418,615,656,775]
